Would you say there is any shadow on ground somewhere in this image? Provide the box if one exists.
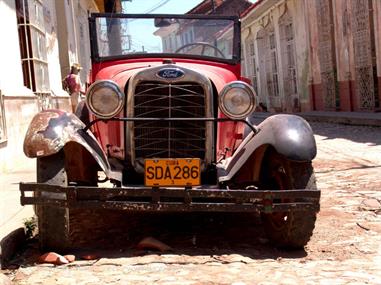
[7,212,307,269]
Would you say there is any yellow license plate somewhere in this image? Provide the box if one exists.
[144,158,200,187]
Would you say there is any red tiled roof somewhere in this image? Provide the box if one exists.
[240,0,264,18]
[186,0,224,14]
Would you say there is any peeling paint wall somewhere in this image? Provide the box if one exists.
[242,0,381,112]
[242,0,312,112]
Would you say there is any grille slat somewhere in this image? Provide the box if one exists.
[133,81,206,159]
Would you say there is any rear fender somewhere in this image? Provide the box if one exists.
[23,110,114,179]
[218,114,316,182]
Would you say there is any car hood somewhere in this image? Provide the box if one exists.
[94,60,238,93]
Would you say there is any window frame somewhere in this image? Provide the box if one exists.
[16,0,50,96]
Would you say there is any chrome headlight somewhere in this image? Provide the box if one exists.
[86,80,125,119]
[219,81,257,119]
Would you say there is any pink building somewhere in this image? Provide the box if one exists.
[241,0,381,112]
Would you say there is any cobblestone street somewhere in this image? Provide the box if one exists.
[3,122,381,284]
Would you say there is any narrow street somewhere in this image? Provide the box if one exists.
[2,121,381,284]
[1,0,381,283]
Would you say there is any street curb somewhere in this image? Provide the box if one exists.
[298,113,381,127]
[251,112,381,127]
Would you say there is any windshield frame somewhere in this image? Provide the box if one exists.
[89,13,241,65]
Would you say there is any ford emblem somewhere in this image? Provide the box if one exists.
[157,68,185,79]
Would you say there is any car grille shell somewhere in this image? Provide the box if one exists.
[126,65,214,173]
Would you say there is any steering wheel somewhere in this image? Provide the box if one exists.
[175,42,225,58]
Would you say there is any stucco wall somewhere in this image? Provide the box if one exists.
[0,98,38,173]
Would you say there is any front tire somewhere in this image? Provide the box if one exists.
[36,151,70,251]
[260,150,318,249]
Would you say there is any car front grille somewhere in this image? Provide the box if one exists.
[133,81,206,159]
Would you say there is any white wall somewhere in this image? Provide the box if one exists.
[0,0,34,97]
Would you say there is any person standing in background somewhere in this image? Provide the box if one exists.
[63,63,85,112]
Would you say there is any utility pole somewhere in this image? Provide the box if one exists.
[104,0,122,55]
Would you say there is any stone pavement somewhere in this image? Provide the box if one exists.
[6,251,381,284]
[1,110,379,262]
[1,121,380,284]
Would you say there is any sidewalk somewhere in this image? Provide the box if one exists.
[0,161,35,268]
[299,111,381,127]
[251,111,381,127]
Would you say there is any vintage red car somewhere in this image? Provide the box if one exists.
[20,13,320,250]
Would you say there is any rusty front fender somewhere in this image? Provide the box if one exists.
[23,110,112,178]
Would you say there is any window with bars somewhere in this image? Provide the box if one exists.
[16,0,50,96]
[280,19,297,96]
[268,32,279,97]
[245,38,258,93]
[256,28,268,105]
[286,44,297,94]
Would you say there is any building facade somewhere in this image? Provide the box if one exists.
[0,0,106,173]
[156,0,251,55]
[242,0,381,113]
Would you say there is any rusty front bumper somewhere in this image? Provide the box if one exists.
[20,183,320,213]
